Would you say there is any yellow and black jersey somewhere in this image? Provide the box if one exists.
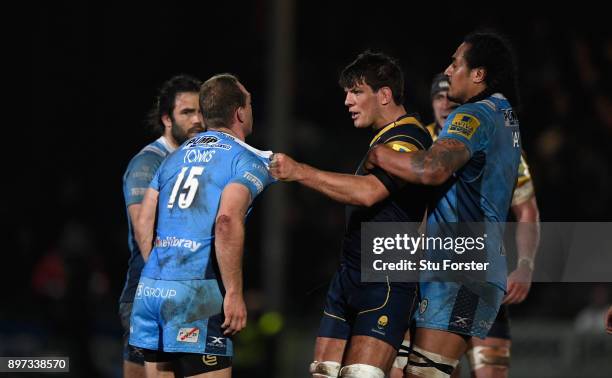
[426,122,442,142]
[426,121,535,207]
[342,114,433,270]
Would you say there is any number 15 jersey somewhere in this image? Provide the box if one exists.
[142,130,275,281]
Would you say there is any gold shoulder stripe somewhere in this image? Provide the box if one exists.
[370,116,425,146]
[386,141,419,152]
[426,123,437,140]
[384,134,425,150]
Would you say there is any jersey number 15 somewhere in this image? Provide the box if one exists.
[167,166,204,209]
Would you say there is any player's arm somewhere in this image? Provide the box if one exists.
[366,138,470,185]
[215,183,251,336]
[503,194,540,304]
[133,188,159,262]
[269,153,389,207]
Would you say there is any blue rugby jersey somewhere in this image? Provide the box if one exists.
[120,136,175,303]
[142,130,274,281]
[426,93,521,290]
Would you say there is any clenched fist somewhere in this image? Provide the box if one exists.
[269,153,305,181]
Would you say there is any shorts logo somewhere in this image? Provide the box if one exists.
[207,336,226,349]
[448,113,480,139]
[202,355,218,366]
[478,320,493,330]
[419,299,428,314]
[377,315,389,329]
[177,327,200,343]
[450,316,470,328]
[135,283,177,299]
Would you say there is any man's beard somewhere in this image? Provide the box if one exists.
[171,121,203,145]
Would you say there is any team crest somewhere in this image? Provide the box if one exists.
[377,315,389,329]
[448,113,480,139]
[202,355,218,366]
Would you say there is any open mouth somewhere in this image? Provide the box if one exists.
[350,112,359,120]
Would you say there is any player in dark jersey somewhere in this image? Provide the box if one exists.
[391,73,540,378]
[367,32,522,377]
[270,51,432,378]
[119,74,203,378]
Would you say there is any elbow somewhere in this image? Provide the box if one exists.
[356,194,377,208]
[215,214,238,235]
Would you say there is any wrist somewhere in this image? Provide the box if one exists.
[295,163,309,182]
[517,257,534,271]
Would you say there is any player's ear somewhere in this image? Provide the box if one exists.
[161,114,172,129]
[236,106,245,123]
[471,67,486,84]
[379,86,393,106]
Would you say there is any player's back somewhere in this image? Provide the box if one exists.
[142,130,272,281]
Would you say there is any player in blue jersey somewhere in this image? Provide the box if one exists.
[366,31,522,377]
[390,74,540,378]
[129,74,274,378]
[119,74,203,378]
[271,51,431,378]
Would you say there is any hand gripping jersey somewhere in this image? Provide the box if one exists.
[426,93,521,291]
[143,130,275,281]
[120,136,175,303]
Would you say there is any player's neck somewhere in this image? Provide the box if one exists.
[373,105,407,130]
[162,133,180,150]
[209,126,245,142]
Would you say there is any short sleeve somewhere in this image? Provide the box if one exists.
[437,106,488,157]
[124,152,162,206]
[370,123,433,193]
[230,151,274,200]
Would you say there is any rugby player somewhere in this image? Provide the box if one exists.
[129,74,275,377]
[390,73,540,378]
[270,51,432,377]
[119,74,203,378]
[367,31,522,377]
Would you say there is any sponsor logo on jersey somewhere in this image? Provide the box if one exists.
[155,236,202,252]
[177,327,200,343]
[243,172,264,194]
[207,336,226,349]
[130,187,147,197]
[502,108,519,127]
[135,283,177,299]
[183,136,231,150]
[448,113,480,139]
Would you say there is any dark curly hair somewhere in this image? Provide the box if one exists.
[339,50,405,105]
[147,74,202,135]
[463,31,520,109]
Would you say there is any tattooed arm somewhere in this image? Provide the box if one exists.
[365,138,470,185]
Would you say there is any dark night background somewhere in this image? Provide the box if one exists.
[17,2,612,377]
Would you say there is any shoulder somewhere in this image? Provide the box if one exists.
[376,117,432,151]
